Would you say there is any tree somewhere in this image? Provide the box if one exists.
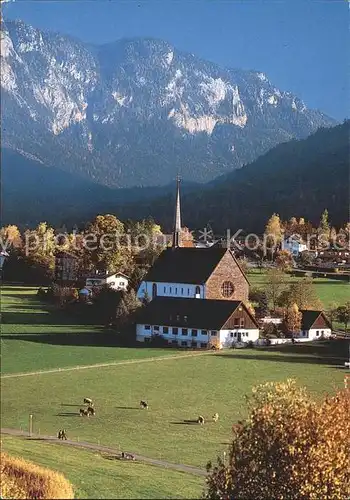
[204,380,350,500]
[0,225,22,250]
[275,250,294,272]
[264,268,287,312]
[336,303,350,332]
[249,288,269,317]
[327,301,339,329]
[84,214,132,273]
[277,278,322,310]
[317,209,330,246]
[282,303,302,336]
[264,214,283,259]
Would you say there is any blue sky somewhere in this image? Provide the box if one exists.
[3,0,348,120]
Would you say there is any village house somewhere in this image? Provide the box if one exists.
[85,271,129,291]
[136,297,259,348]
[281,234,308,256]
[295,310,332,341]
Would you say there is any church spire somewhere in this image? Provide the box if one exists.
[172,175,182,248]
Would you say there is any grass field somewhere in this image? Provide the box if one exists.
[0,435,204,499]
[2,343,346,468]
[1,284,348,498]
[0,286,191,374]
[247,272,349,310]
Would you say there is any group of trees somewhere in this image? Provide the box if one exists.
[205,379,350,499]
[1,215,165,287]
[264,211,349,256]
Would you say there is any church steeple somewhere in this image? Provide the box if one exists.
[172,175,182,248]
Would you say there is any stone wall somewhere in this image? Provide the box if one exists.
[205,250,249,302]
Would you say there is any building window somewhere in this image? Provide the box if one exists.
[210,331,217,337]
[202,330,208,335]
[230,332,234,338]
[144,337,150,343]
[164,286,166,293]
[175,288,177,294]
[234,318,239,327]
[154,325,160,331]
[170,287,172,293]
[184,315,188,323]
[316,330,320,336]
[145,325,151,330]
[181,341,187,347]
[221,281,235,298]
[172,340,177,345]
[176,314,180,322]
[163,326,169,334]
[182,328,188,336]
[152,283,157,299]
[191,330,198,337]
[181,288,184,295]
[201,343,207,348]
[191,341,197,347]
[188,288,190,296]
[321,330,324,335]
[195,286,201,297]
[240,318,245,328]
[173,327,178,335]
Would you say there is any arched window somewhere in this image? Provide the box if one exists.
[152,283,157,299]
[195,286,201,297]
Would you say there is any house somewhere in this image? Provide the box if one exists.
[136,297,259,348]
[281,234,308,256]
[294,310,332,340]
[136,247,249,302]
[85,272,129,291]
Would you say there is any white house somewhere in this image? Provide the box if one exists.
[85,272,129,291]
[281,234,308,257]
[294,310,332,341]
[136,297,259,349]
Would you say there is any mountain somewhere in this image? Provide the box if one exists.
[3,122,348,232]
[113,121,350,233]
[1,19,336,188]
[1,148,198,227]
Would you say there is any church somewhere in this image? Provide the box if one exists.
[137,178,249,303]
[136,179,259,348]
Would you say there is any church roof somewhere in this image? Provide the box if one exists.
[138,297,256,330]
[144,247,228,284]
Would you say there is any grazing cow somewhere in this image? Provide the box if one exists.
[84,398,93,405]
[57,430,62,439]
[58,429,67,440]
[121,452,135,461]
[197,415,205,425]
[80,408,89,417]
[140,400,148,409]
[212,413,219,423]
[87,406,95,416]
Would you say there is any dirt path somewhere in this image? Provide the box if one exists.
[1,351,212,379]
[1,427,206,477]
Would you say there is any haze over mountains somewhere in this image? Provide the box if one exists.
[1,18,336,189]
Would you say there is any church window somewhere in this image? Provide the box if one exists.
[221,281,235,298]
[152,283,157,299]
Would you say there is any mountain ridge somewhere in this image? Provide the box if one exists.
[1,18,336,188]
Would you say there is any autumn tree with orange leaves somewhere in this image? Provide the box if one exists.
[204,379,350,500]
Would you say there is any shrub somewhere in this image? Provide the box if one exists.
[0,452,74,499]
[204,380,350,500]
